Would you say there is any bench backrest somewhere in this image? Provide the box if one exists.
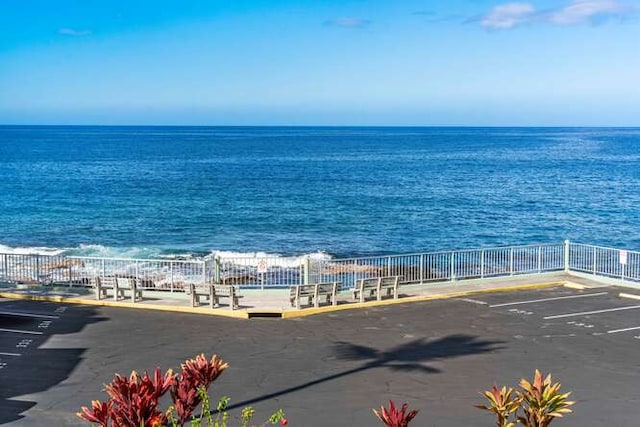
[290,284,316,297]
[116,277,135,289]
[316,282,338,293]
[290,282,339,298]
[94,276,117,287]
[380,276,401,287]
[358,278,381,289]
[212,284,237,296]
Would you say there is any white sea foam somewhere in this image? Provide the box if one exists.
[0,243,332,265]
[209,250,332,268]
[0,244,67,256]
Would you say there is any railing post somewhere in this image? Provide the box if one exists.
[509,247,514,276]
[36,255,40,284]
[170,262,174,292]
[214,256,221,284]
[101,259,106,280]
[303,256,310,285]
[419,254,424,283]
[592,246,597,275]
[537,245,542,273]
[480,249,485,279]
[201,261,206,285]
[564,239,570,272]
[450,252,455,282]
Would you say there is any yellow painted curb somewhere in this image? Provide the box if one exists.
[281,281,565,319]
[0,292,249,319]
[1,280,564,320]
[619,292,640,301]
[564,282,588,290]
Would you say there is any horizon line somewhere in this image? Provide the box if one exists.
[2,124,640,129]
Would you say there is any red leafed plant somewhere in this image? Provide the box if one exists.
[373,401,419,427]
[78,367,175,427]
[108,368,175,426]
[77,399,112,426]
[181,353,229,391]
[171,353,230,424]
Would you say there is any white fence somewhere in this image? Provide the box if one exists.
[0,253,206,291]
[309,243,566,289]
[569,242,640,283]
[1,241,638,291]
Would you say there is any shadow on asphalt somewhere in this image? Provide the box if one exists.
[225,334,503,411]
[0,302,106,424]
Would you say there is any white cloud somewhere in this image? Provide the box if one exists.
[58,28,92,37]
[481,3,536,29]
[549,0,626,25]
[324,17,371,28]
[479,0,633,29]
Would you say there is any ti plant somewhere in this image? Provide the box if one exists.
[77,353,287,427]
[476,370,575,427]
[373,401,419,427]
[517,370,574,427]
[475,385,520,427]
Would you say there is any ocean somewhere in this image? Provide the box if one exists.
[1,126,639,260]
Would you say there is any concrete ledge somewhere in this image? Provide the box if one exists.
[564,282,588,290]
[282,281,565,319]
[619,292,640,301]
[0,291,250,319]
[1,281,565,320]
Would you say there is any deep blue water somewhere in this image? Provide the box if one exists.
[1,126,639,258]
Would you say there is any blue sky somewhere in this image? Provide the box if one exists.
[1,0,639,125]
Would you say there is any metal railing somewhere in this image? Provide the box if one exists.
[310,243,565,289]
[569,242,640,283]
[0,253,206,291]
[209,255,305,289]
[1,241,638,291]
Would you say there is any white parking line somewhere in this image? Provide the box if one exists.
[0,310,59,319]
[0,328,43,335]
[459,298,488,305]
[607,326,640,334]
[489,292,608,308]
[544,304,640,320]
[0,351,21,357]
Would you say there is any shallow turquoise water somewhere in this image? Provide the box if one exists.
[1,126,639,258]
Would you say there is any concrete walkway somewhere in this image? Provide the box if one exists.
[0,271,618,319]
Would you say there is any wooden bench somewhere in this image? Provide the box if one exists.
[289,282,340,309]
[352,276,402,303]
[188,283,241,310]
[93,276,143,302]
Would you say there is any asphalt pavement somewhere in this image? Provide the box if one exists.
[1,285,639,426]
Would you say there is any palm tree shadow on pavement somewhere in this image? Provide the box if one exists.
[225,334,504,410]
[0,303,107,424]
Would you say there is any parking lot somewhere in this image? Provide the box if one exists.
[1,284,640,426]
